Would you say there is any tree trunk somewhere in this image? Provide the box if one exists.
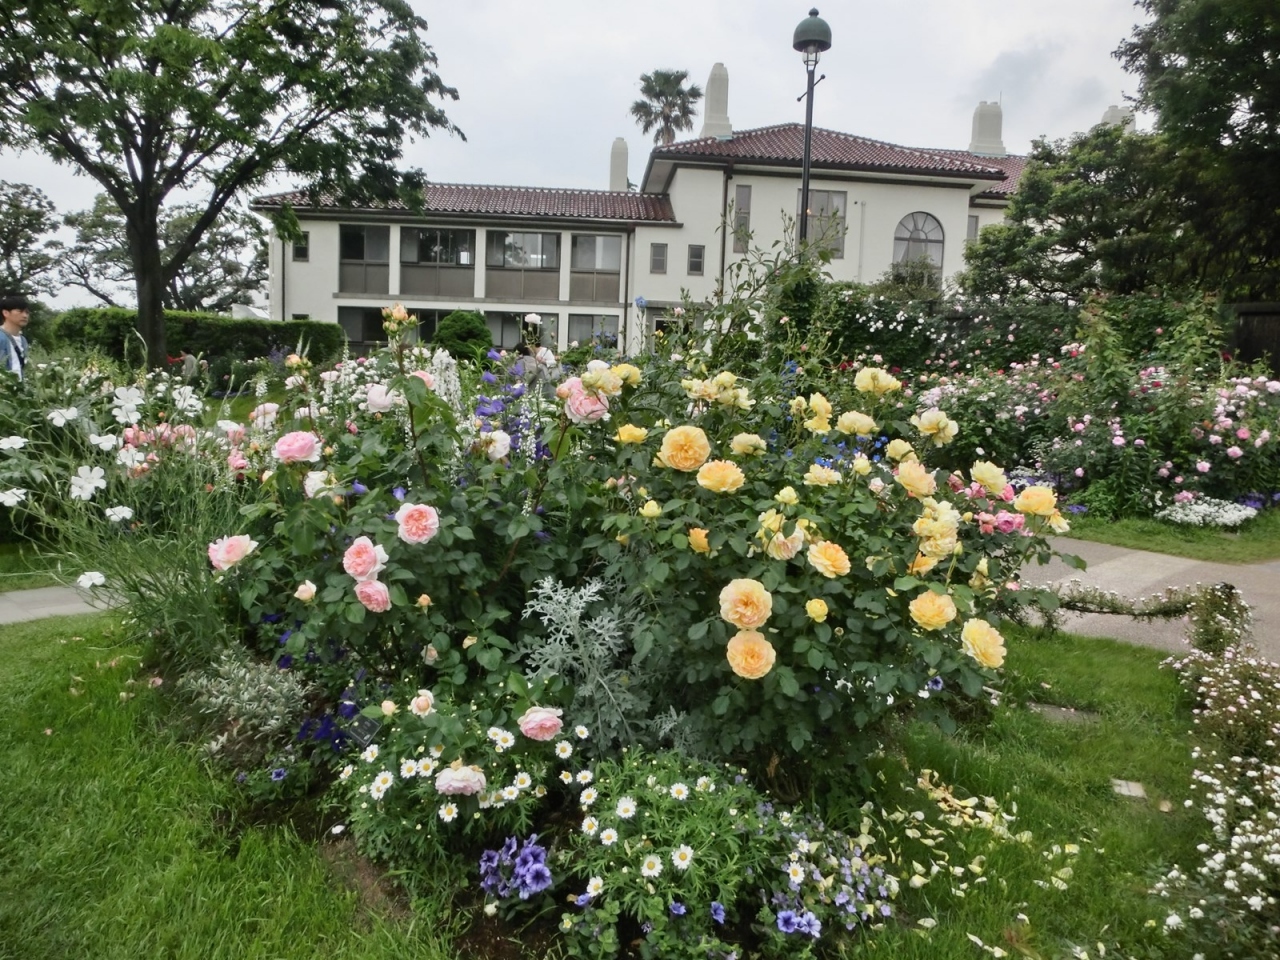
[126,209,167,368]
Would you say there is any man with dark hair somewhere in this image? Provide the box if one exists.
[0,294,31,381]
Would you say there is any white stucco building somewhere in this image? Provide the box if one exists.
[251,65,1026,355]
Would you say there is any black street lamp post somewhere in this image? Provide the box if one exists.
[793,8,832,248]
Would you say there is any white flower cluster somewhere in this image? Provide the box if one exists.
[1155,496,1258,529]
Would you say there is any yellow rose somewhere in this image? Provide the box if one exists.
[807,392,833,419]
[775,485,799,505]
[1014,485,1057,517]
[697,460,746,494]
[836,411,878,437]
[611,363,642,386]
[852,454,872,476]
[805,598,829,623]
[581,367,623,397]
[854,366,902,396]
[960,618,1006,668]
[657,425,711,471]
[907,554,939,575]
[639,500,662,518]
[970,460,1007,496]
[688,527,711,554]
[969,557,990,589]
[789,396,808,415]
[896,461,937,498]
[711,371,738,391]
[725,629,777,680]
[803,463,842,487]
[757,508,784,536]
[1048,509,1071,533]
[616,533,630,546]
[803,415,831,435]
[730,433,767,456]
[885,438,916,462]
[911,408,959,447]
[614,424,649,444]
[719,578,773,629]
[681,377,715,401]
[909,591,958,631]
[807,541,851,578]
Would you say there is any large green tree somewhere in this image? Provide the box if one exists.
[0,0,459,366]
[629,69,703,146]
[961,125,1201,302]
[61,195,267,314]
[1116,0,1280,299]
[0,181,60,296]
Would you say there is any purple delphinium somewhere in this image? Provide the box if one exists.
[392,486,406,501]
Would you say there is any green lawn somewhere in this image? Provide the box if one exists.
[0,614,1205,959]
[1065,508,1280,563]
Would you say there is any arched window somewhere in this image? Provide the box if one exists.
[893,212,944,268]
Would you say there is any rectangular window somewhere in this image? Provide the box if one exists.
[650,242,667,274]
[796,189,847,257]
[570,235,622,272]
[337,306,386,347]
[687,244,705,275]
[486,231,561,270]
[732,184,751,253]
[290,313,310,320]
[567,314,620,348]
[400,228,475,265]
[292,232,309,262]
[967,214,980,242]
[339,225,390,294]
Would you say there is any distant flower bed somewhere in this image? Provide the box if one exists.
[1155,495,1258,528]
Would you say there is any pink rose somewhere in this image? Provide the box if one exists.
[560,378,610,425]
[355,579,391,612]
[343,536,388,581]
[227,449,249,472]
[1196,461,1211,473]
[249,402,279,425]
[976,511,997,535]
[999,484,1016,502]
[395,503,440,544]
[273,431,321,463]
[208,534,258,571]
[409,690,435,717]
[993,511,1024,534]
[435,763,487,796]
[366,384,398,413]
[517,706,564,741]
[410,370,436,390]
[1226,446,1243,459]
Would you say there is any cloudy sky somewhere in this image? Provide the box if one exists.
[2,0,1152,305]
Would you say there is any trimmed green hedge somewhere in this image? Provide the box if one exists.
[47,308,345,365]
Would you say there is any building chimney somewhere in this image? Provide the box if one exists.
[1099,104,1135,131]
[968,101,1006,157]
[609,137,629,191]
[698,62,732,139]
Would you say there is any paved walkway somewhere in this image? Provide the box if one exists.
[1,542,1277,660]
[0,585,105,625]
[1022,538,1280,662]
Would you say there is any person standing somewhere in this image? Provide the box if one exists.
[180,348,198,381]
[0,294,31,381]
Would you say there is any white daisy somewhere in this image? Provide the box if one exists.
[514,771,533,790]
[372,771,394,792]
[430,744,444,758]
[400,759,417,778]
[415,758,437,777]
[104,505,133,522]
[575,725,589,739]
[555,741,573,759]
[671,845,694,870]
[576,770,593,785]
[534,785,547,798]
[438,802,458,822]
[0,435,27,449]
[695,776,714,792]
[338,764,354,782]
[69,465,107,501]
[640,855,663,878]
[495,730,516,751]
[559,771,574,784]
[501,786,519,801]
[669,782,689,801]
[600,828,618,846]
[579,787,598,807]
[582,816,598,835]
[586,876,604,897]
[369,782,387,801]
[360,744,380,763]
[787,863,806,885]
[616,797,637,819]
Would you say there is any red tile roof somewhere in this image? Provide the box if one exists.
[651,123,1009,182]
[926,150,1028,196]
[251,183,676,222]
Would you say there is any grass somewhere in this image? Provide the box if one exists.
[1065,507,1280,563]
[0,614,1207,960]
[0,540,69,592]
[0,614,459,960]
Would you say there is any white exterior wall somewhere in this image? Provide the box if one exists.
[278,221,344,321]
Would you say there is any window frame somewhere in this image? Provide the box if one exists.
[687,244,705,276]
[485,231,561,271]
[400,227,476,266]
[795,189,848,258]
[650,242,667,274]
[291,231,309,262]
[732,184,752,254]
[893,211,946,269]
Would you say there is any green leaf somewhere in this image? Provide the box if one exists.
[777,668,799,697]
[344,603,366,624]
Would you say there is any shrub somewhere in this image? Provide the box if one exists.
[432,310,492,361]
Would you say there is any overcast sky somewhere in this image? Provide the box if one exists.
[2,0,1152,306]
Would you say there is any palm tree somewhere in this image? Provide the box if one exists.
[629,69,704,146]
